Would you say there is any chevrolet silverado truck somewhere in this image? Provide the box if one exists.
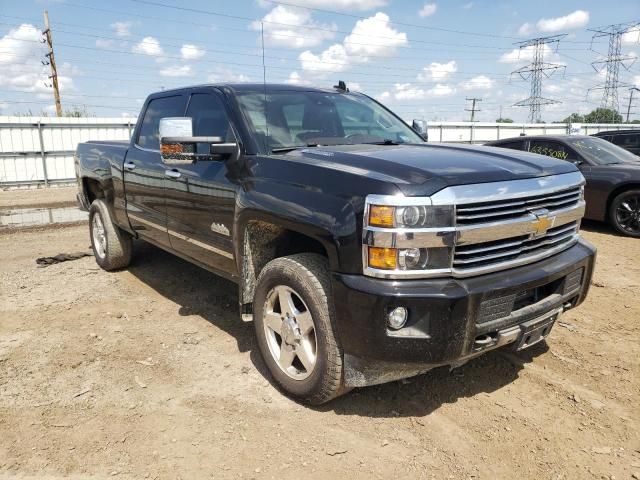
[75,83,596,404]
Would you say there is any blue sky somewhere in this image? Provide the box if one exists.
[0,0,638,121]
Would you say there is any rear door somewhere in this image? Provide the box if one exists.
[163,90,238,277]
[124,94,187,247]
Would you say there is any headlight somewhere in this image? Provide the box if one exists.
[364,195,454,277]
[369,204,453,228]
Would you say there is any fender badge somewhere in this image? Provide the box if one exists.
[210,222,230,236]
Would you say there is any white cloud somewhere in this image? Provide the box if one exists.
[634,75,640,88]
[537,10,589,32]
[499,44,558,64]
[111,21,132,37]
[181,44,205,60]
[461,75,494,90]
[462,2,473,9]
[159,65,193,77]
[286,71,312,85]
[418,3,437,18]
[132,37,164,57]
[257,0,386,10]
[251,5,336,49]
[207,68,251,83]
[417,60,457,81]
[392,82,455,100]
[0,24,75,97]
[518,22,533,36]
[299,12,407,75]
[622,26,640,46]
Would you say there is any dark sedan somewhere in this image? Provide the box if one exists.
[486,135,640,237]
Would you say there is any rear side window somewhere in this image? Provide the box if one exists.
[494,141,524,151]
[137,95,186,150]
[529,140,577,162]
[611,134,640,149]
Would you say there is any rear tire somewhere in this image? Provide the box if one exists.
[609,189,640,238]
[253,254,345,405]
[89,199,133,270]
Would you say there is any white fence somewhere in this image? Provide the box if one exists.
[0,117,136,187]
[1,116,639,188]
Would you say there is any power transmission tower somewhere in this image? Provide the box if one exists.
[588,22,639,116]
[42,10,62,117]
[511,34,566,123]
[625,87,640,122]
[465,97,482,122]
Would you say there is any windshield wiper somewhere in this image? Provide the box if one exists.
[271,143,319,153]
[364,139,401,146]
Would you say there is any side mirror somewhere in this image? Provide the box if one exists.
[159,117,239,165]
[412,119,428,142]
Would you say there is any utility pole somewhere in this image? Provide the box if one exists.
[465,97,482,122]
[588,22,639,115]
[626,87,640,122]
[43,10,62,117]
[511,34,566,123]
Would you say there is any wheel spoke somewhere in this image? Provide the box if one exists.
[296,344,315,372]
[278,288,296,317]
[621,201,633,212]
[296,310,314,335]
[279,344,296,369]
[264,311,282,334]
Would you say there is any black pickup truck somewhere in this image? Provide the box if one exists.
[75,83,596,404]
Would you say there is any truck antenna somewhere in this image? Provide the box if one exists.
[334,80,348,92]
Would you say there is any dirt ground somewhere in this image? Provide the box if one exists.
[0,210,639,479]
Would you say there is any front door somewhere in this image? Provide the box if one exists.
[163,91,238,277]
[124,94,187,247]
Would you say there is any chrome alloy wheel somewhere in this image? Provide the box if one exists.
[263,285,317,380]
[616,194,640,235]
[92,213,107,259]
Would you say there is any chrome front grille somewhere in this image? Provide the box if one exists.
[456,186,582,225]
[454,222,579,270]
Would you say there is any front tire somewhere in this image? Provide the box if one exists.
[609,189,640,238]
[89,199,133,270]
[253,254,344,405]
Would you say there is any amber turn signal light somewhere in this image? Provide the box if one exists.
[369,205,395,227]
[368,247,397,270]
[161,143,184,155]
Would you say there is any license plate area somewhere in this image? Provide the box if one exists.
[513,311,559,351]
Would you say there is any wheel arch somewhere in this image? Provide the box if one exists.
[605,182,640,220]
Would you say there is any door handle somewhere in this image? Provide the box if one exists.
[165,169,181,179]
[124,162,136,170]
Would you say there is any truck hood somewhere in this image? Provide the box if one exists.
[285,143,577,195]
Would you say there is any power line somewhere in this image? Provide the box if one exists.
[588,21,640,114]
[511,34,566,123]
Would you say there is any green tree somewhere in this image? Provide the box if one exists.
[583,108,622,123]
[496,117,514,123]
[561,113,584,123]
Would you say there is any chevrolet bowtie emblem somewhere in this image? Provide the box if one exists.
[530,209,555,238]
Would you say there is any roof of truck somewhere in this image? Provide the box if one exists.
[149,83,356,96]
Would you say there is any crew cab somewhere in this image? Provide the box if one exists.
[75,83,596,404]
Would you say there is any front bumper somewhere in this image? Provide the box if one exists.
[331,238,596,385]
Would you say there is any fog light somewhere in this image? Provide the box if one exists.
[387,307,408,330]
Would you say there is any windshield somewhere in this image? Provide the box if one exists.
[235,90,424,152]
[566,137,640,165]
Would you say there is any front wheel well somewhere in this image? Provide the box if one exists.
[240,221,330,312]
[606,184,640,220]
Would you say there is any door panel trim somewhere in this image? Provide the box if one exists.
[129,213,233,259]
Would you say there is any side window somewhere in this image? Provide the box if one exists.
[495,141,524,151]
[186,93,234,141]
[136,95,186,150]
[611,134,639,148]
[529,140,577,162]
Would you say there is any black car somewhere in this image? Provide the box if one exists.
[592,129,640,157]
[486,135,640,237]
